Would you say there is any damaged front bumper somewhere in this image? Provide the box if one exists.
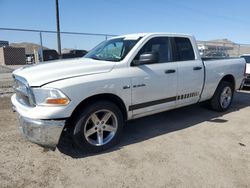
[17,115,65,148]
[12,103,66,149]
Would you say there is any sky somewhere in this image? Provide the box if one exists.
[0,0,250,50]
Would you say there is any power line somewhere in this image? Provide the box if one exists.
[0,27,116,37]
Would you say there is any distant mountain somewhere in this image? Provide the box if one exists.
[208,39,236,44]
[197,39,236,46]
[197,38,250,56]
[10,42,49,54]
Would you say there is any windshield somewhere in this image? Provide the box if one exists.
[85,37,141,62]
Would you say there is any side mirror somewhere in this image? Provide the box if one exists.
[132,52,159,66]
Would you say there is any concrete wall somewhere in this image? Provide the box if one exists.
[0,48,5,65]
[0,47,26,65]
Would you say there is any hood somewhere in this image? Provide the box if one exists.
[13,58,115,86]
[246,63,250,74]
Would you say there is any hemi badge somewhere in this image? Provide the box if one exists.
[123,85,130,89]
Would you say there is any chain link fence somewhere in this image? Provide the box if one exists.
[0,28,116,95]
[197,40,250,58]
[1,28,250,95]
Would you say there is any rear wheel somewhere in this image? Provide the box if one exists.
[72,101,124,153]
[210,81,234,112]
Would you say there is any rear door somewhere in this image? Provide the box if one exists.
[172,37,204,107]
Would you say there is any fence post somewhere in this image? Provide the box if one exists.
[204,41,207,55]
[238,44,241,57]
[56,0,62,58]
[39,32,44,62]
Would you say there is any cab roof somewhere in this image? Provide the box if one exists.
[111,32,193,40]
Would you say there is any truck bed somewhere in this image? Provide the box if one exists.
[200,57,245,102]
[201,57,237,61]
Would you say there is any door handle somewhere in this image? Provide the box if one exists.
[165,69,176,74]
[193,66,202,70]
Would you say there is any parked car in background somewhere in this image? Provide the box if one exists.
[240,54,250,87]
[42,49,59,61]
[26,54,35,64]
[204,51,229,58]
[62,50,88,59]
[39,49,88,62]
[12,33,246,152]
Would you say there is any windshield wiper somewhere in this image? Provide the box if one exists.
[88,55,121,62]
[89,56,101,60]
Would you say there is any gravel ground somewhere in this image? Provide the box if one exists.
[0,66,17,95]
[0,73,14,95]
[0,90,250,188]
[0,65,28,95]
[0,65,23,74]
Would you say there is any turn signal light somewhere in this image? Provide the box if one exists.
[46,98,69,105]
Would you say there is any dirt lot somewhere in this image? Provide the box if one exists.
[0,91,250,188]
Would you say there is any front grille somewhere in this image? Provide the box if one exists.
[13,76,35,107]
[245,78,250,84]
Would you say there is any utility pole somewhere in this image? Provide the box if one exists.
[39,32,44,62]
[56,0,62,58]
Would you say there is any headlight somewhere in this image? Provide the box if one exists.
[32,88,70,106]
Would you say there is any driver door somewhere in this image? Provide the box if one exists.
[129,37,178,116]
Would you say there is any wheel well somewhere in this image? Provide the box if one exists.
[69,93,128,123]
[220,74,235,90]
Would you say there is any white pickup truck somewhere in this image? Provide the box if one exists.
[240,54,250,87]
[11,33,246,152]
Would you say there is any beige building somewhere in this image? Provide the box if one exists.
[0,47,26,65]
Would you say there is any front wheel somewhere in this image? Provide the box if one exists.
[72,101,124,153]
[210,81,234,112]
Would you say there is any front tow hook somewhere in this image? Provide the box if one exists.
[12,106,16,112]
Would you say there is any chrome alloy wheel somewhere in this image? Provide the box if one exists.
[84,110,118,146]
[220,86,232,109]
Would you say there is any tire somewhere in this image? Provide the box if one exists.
[210,81,234,112]
[72,101,124,153]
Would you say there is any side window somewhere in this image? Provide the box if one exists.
[173,37,195,61]
[133,37,172,64]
